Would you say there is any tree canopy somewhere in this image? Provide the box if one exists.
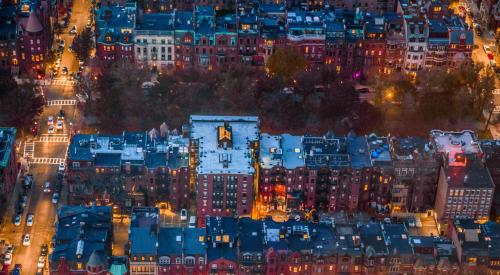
[266,48,306,82]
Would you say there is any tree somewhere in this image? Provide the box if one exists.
[72,29,93,62]
[266,48,306,82]
[473,65,496,118]
[0,74,44,132]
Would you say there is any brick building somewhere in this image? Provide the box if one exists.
[432,130,494,233]
[480,140,500,221]
[49,206,113,275]
[0,5,17,72]
[66,130,190,213]
[94,3,136,67]
[189,116,259,227]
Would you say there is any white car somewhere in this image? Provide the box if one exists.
[37,256,45,268]
[52,193,59,204]
[43,181,51,193]
[48,125,55,134]
[70,25,77,34]
[6,244,14,255]
[22,234,31,246]
[14,215,21,226]
[47,116,54,125]
[58,162,65,173]
[56,120,63,130]
[26,214,34,227]
[484,45,492,54]
[4,253,12,265]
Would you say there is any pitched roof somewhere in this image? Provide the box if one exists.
[26,10,43,33]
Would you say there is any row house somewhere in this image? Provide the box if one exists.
[450,219,500,274]
[66,129,190,214]
[259,16,287,64]
[128,212,498,275]
[174,11,195,68]
[363,15,386,74]
[302,134,352,212]
[129,207,159,275]
[286,11,326,65]
[215,15,239,66]
[384,13,405,74]
[189,115,259,227]
[257,134,307,215]
[238,14,261,65]
[389,136,439,213]
[135,13,175,70]
[95,3,136,67]
[157,227,206,275]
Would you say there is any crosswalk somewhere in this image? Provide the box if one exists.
[37,135,69,142]
[30,158,65,165]
[23,142,34,158]
[49,78,76,86]
[46,99,77,106]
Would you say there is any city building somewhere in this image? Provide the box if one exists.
[129,207,159,275]
[0,128,17,213]
[15,0,52,77]
[134,13,175,71]
[389,136,439,213]
[432,130,494,233]
[157,227,206,274]
[450,219,500,273]
[49,206,113,274]
[206,216,238,275]
[286,11,325,64]
[257,133,306,215]
[66,129,189,214]
[189,115,259,227]
[94,3,136,68]
[480,140,500,221]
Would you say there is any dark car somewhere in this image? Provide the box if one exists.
[41,244,48,256]
[13,264,21,275]
[475,27,482,36]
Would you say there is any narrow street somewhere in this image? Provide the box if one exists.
[0,0,92,274]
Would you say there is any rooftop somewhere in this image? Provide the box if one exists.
[190,115,259,175]
[130,207,159,229]
[444,155,494,188]
[303,133,349,169]
[430,130,481,166]
[367,134,392,166]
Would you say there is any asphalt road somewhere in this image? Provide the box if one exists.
[0,0,91,274]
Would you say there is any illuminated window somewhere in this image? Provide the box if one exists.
[241,24,250,31]
[215,235,222,242]
[199,236,204,242]
[223,235,230,242]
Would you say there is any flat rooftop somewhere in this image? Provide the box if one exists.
[259,134,305,170]
[190,115,259,175]
[430,130,481,166]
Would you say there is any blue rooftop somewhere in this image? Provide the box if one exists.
[0,128,16,168]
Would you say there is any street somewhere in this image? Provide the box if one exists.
[0,0,91,274]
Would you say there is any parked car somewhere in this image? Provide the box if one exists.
[62,66,68,75]
[484,45,492,54]
[13,264,21,275]
[37,256,45,268]
[58,162,65,173]
[40,244,48,256]
[408,217,416,227]
[52,193,59,204]
[6,244,14,255]
[43,181,51,193]
[22,234,31,246]
[47,116,54,125]
[70,25,77,34]
[3,253,12,265]
[26,214,34,227]
[14,215,21,226]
